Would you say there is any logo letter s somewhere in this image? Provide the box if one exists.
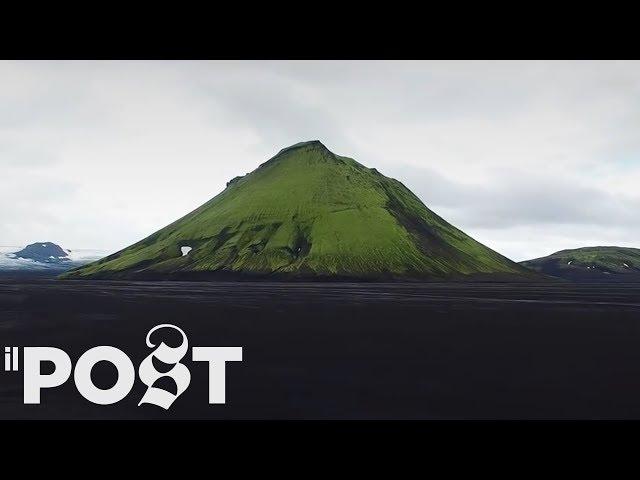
[138,324,191,410]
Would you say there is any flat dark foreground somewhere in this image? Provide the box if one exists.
[1,279,640,419]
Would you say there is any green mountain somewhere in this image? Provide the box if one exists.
[63,141,530,281]
[520,246,640,281]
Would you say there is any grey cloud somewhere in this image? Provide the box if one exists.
[0,141,59,168]
[198,74,355,153]
[0,60,639,257]
[390,164,640,230]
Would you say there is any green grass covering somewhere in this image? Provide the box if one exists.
[521,246,640,275]
[63,141,528,280]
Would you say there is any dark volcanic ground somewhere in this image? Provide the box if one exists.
[1,278,640,419]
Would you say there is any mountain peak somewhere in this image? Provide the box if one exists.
[274,140,330,157]
[284,139,327,150]
[256,140,337,171]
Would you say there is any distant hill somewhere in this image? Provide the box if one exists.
[13,242,70,263]
[520,246,640,281]
[0,243,106,277]
[63,140,532,281]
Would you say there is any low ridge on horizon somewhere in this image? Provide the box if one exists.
[521,246,640,282]
[63,141,532,281]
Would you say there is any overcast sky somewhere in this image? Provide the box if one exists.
[1,60,639,261]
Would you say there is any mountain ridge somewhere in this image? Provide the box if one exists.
[520,246,640,281]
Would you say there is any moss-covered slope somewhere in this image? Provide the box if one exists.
[63,141,529,280]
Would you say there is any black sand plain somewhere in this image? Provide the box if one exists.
[1,277,640,419]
